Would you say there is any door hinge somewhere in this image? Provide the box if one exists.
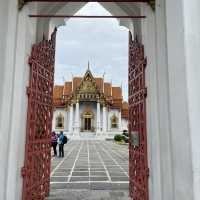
[26,87,31,96]
[148,0,155,10]
[146,168,150,177]
[21,166,26,177]
[144,57,147,68]
[144,87,148,98]
[18,0,26,10]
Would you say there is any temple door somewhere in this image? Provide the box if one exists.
[21,29,57,200]
[128,32,149,200]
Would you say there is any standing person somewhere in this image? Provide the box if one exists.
[58,131,65,157]
[51,132,58,157]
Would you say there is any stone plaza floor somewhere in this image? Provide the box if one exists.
[46,140,131,200]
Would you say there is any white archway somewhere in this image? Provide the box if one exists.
[0,1,198,200]
[35,2,144,41]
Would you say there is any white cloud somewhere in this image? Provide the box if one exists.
[55,2,128,100]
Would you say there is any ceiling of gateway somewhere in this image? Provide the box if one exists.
[18,1,155,11]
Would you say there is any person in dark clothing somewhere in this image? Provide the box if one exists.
[51,132,58,156]
[58,131,64,157]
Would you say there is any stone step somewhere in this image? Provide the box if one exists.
[50,182,129,190]
[46,189,132,200]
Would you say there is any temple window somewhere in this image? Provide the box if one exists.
[56,113,64,129]
[111,114,118,129]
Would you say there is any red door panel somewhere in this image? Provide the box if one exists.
[21,29,57,200]
[129,32,149,200]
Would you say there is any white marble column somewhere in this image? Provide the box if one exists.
[182,1,200,199]
[69,104,73,134]
[118,110,122,131]
[96,101,101,134]
[74,100,80,134]
[102,105,107,133]
[64,111,68,131]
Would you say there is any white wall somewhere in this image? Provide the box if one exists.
[0,1,199,200]
[182,1,200,199]
[53,103,128,134]
[0,1,18,199]
[141,0,195,199]
[0,1,38,200]
[165,0,194,199]
[121,118,128,131]
[140,4,163,200]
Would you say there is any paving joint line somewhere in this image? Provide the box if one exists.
[99,143,129,177]
[50,181,129,184]
[94,141,112,182]
[87,140,91,184]
[50,143,79,177]
[67,141,84,182]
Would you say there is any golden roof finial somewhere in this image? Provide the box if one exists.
[88,61,90,70]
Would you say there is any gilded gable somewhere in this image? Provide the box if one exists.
[77,69,99,94]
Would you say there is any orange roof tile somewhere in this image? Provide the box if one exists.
[53,86,64,99]
[95,78,103,92]
[122,101,128,119]
[53,70,126,108]
[73,77,82,91]
[122,101,128,109]
[63,82,72,95]
[112,87,122,99]
[104,83,111,97]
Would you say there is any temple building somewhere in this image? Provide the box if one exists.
[52,66,128,139]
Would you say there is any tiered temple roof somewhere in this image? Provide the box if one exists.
[53,68,128,119]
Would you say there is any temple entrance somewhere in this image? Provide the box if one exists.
[2,1,199,200]
[22,3,148,200]
[82,111,93,131]
[84,118,91,130]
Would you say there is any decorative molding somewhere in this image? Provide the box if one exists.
[148,0,155,10]
[73,68,108,103]
[18,0,26,10]
[19,1,155,11]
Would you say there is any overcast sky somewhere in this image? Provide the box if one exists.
[55,2,129,100]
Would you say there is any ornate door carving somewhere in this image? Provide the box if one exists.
[128,32,149,200]
[21,29,57,200]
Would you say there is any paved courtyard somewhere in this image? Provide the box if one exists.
[47,140,131,200]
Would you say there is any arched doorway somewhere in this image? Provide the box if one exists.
[22,30,148,200]
[1,1,198,200]
[82,110,94,132]
[21,2,149,200]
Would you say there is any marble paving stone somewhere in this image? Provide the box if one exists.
[90,182,112,190]
[51,183,90,190]
[70,176,90,182]
[56,168,71,172]
[90,177,109,181]
[72,172,89,176]
[53,172,70,176]
[109,172,127,177]
[90,171,107,176]
[51,177,68,182]
[108,170,125,173]
[90,164,104,167]
[111,177,129,182]
[46,190,131,200]
[90,168,105,171]
[74,166,88,169]
[47,140,130,200]
[74,168,89,172]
